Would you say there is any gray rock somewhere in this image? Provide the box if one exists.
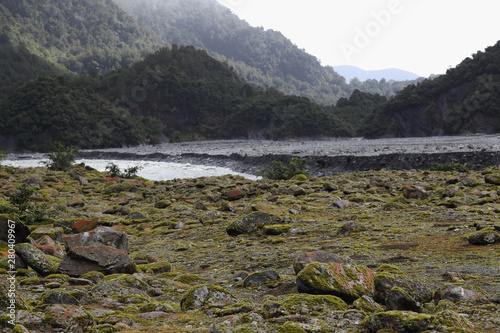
[14,243,62,277]
[293,251,352,275]
[243,270,280,287]
[65,226,130,253]
[0,215,30,244]
[226,212,282,236]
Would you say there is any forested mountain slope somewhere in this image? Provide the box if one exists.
[113,0,416,104]
[0,0,161,74]
[359,41,500,138]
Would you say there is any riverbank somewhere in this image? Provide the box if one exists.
[76,135,500,176]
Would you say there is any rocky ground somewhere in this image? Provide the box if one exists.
[75,136,500,176]
[1,160,500,332]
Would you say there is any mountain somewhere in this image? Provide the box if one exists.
[0,0,161,74]
[112,0,415,104]
[0,45,353,151]
[334,65,421,82]
[358,41,500,138]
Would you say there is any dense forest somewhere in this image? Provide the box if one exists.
[113,0,421,105]
[0,0,161,74]
[0,0,498,151]
[359,40,500,138]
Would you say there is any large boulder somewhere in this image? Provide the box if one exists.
[57,245,137,277]
[65,226,130,253]
[466,227,500,245]
[43,304,94,330]
[180,284,238,311]
[433,284,484,303]
[0,215,30,244]
[374,265,433,305]
[296,262,375,303]
[363,310,434,332]
[14,243,62,277]
[293,251,352,275]
[226,212,282,236]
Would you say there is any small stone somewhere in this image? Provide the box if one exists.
[180,284,238,310]
[336,221,365,236]
[332,199,352,209]
[243,270,280,287]
[434,284,484,303]
[466,227,500,245]
[226,211,282,236]
[226,188,246,201]
[402,185,428,199]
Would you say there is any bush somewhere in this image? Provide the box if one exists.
[260,157,310,180]
[430,162,474,172]
[106,162,143,179]
[42,142,79,171]
[8,185,47,224]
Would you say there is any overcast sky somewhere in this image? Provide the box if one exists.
[216,0,499,77]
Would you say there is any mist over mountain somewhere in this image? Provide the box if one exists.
[112,0,418,104]
[334,65,421,82]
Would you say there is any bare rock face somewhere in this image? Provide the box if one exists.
[57,245,137,277]
[65,226,130,253]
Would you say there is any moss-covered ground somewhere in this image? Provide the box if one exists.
[0,163,499,332]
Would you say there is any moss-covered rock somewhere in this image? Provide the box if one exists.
[39,288,79,305]
[14,243,62,277]
[0,215,30,243]
[180,284,238,310]
[374,266,433,305]
[136,261,171,274]
[243,270,280,287]
[296,262,375,303]
[29,226,64,243]
[363,310,434,332]
[280,294,348,314]
[42,304,94,330]
[226,211,282,236]
[433,310,475,331]
[386,286,424,313]
[263,224,292,235]
[466,227,500,245]
[277,321,308,333]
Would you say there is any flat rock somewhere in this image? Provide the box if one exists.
[293,251,352,275]
[65,226,130,253]
[57,245,137,276]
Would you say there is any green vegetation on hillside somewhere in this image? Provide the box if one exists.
[113,0,417,105]
[0,0,160,74]
[359,41,500,137]
[0,75,162,150]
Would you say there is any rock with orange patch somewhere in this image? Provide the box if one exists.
[293,251,352,275]
[296,262,375,303]
[72,218,99,234]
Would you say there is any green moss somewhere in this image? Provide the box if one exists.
[80,271,104,283]
[173,274,204,285]
[263,224,292,235]
[377,264,403,274]
[281,294,348,314]
[136,261,171,274]
[44,274,70,284]
[277,322,307,333]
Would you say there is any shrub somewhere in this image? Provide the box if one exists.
[260,157,310,180]
[430,162,474,172]
[106,162,143,179]
[8,185,47,224]
[42,142,79,171]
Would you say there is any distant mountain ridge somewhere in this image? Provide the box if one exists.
[334,65,421,82]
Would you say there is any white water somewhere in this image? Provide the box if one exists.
[3,159,259,181]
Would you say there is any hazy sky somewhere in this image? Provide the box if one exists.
[216,0,499,77]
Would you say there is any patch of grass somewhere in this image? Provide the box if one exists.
[430,162,474,172]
